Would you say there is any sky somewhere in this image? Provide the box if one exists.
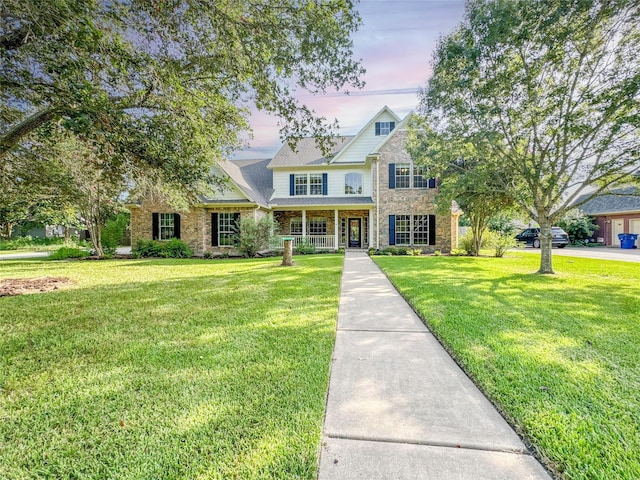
[233,0,467,160]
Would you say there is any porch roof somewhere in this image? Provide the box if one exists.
[269,196,374,208]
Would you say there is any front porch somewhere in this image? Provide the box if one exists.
[274,208,372,251]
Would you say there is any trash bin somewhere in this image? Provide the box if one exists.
[618,233,638,249]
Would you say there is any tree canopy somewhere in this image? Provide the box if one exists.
[409,0,639,273]
[1,0,365,196]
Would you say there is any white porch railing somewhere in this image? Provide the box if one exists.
[276,235,336,250]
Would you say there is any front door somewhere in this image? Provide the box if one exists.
[349,218,361,248]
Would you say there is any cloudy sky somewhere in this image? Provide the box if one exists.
[234,0,466,159]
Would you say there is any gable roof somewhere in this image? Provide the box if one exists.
[368,112,411,156]
[202,158,273,207]
[329,105,401,164]
[575,187,640,215]
[267,136,354,168]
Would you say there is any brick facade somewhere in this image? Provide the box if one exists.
[372,130,456,253]
[130,200,262,255]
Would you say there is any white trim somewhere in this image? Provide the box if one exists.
[334,209,339,249]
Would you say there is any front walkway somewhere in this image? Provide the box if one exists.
[318,251,552,479]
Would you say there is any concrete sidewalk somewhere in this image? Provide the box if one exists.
[318,251,552,480]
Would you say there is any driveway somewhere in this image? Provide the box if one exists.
[517,246,640,263]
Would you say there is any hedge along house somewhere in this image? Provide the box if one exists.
[128,107,461,255]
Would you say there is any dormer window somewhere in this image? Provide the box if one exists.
[375,121,395,136]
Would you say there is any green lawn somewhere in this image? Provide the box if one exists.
[0,255,343,479]
[373,253,639,480]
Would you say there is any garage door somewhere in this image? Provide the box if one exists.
[612,219,625,246]
[630,219,640,247]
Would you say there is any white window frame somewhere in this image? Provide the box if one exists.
[395,163,411,189]
[294,174,307,196]
[345,172,363,195]
[309,174,323,196]
[413,165,429,189]
[413,215,429,245]
[290,217,303,235]
[218,213,237,247]
[308,217,327,235]
[159,213,175,240]
[395,215,411,245]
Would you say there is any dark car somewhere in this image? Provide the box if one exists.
[515,227,569,248]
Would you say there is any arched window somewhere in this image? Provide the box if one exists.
[345,173,363,195]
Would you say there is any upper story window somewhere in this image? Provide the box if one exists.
[413,165,429,188]
[375,121,395,136]
[295,174,307,196]
[309,174,323,195]
[389,163,435,189]
[290,173,327,196]
[345,173,363,195]
[395,163,411,189]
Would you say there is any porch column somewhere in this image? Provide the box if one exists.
[334,209,339,249]
[369,208,374,248]
[302,210,307,240]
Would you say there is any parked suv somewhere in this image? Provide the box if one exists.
[515,227,569,248]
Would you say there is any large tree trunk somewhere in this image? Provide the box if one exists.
[538,219,554,274]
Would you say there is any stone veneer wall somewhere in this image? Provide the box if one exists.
[373,130,454,253]
[130,200,260,256]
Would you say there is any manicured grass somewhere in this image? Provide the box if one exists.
[373,254,639,480]
[0,256,343,479]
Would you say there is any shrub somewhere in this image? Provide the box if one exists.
[49,247,89,260]
[133,240,164,258]
[295,240,315,255]
[382,247,398,255]
[236,216,279,258]
[432,250,441,256]
[161,238,193,258]
[337,247,346,255]
[459,231,477,255]
[368,247,377,256]
[203,251,213,259]
[132,239,192,258]
[486,231,518,258]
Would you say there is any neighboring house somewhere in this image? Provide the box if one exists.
[128,107,461,255]
[575,187,640,246]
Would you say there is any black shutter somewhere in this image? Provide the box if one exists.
[173,214,181,239]
[428,178,436,189]
[388,163,395,189]
[429,215,436,246]
[390,121,395,132]
[290,174,295,196]
[375,122,380,136]
[211,213,218,246]
[389,215,396,246]
[322,173,328,195]
[152,213,159,240]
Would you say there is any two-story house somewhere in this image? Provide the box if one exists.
[128,107,460,254]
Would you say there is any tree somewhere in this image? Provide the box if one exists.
[235,216,280,258]
[411,0,640,273]
[407,126,515,256]
[1,0,364,198]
